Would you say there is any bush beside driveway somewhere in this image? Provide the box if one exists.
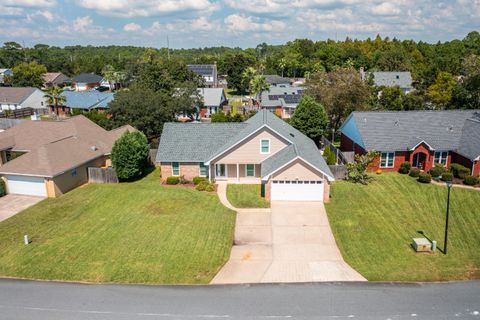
[0,169,235,284]
[325,173,480,281]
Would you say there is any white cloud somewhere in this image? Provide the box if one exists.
[123,22,141,32]
[1,0,56,7]
[79,0,218,17]
[371,2,401,15]
[27,10,55,22]
[224,14,286,32]
[0,6,24,16]
[73,16,93,32]
[223,0,288,14]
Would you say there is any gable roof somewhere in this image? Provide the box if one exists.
[371,71,413,89]
[457,118,480,160]
[156,109,334,180]
[0,116,134,177]
[341,110,480,160]
[265,75,292,85]
[73,73,103,84]
[198,88,225,107]
[261,85,304,108]
[61,91,115,109]
[0,87,37,104]
[43,72,70,84]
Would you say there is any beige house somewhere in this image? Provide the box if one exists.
[0,116,133,197]
[157,109,334,202]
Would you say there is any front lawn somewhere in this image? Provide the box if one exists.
[0,169,235,284]
[227,184,270,208]
[325,173,480,281]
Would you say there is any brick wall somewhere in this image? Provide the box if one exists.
[160,162,200,181]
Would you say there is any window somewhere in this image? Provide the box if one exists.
[71,168,77,177]
[260,139,270,154]
[246,164,255,177]
[434,151,448,165]
[172,162,180,176]
[380,152,395,168]
[199,162,207,176]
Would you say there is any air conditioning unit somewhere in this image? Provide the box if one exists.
[412,238,432,252]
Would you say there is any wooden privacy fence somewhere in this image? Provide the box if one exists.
[0,107,34,119]
[148,149,158,165]
[320,136,353,165]
[329,165,348,180]
[88,167,119,184]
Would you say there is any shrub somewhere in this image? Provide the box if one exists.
[429,165,446,178]
[346,150,380,185]
[111,131,150,181]
[440,172,454,182]
[179,176,190,184]
[193,176,208,185]
[205,183,215,192]
[376,169,382,175]
[0,179,6,197]
[323,146,336,165]
[398,162,411,174]
[195,181,208,191]
[418,173,432,183]
[449,163,471,179]
[463,176,479,186]
[166,176,180,185]
[409,168,420,177]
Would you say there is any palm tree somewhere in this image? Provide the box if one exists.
[241,67,258,108]
[44,85,66,116]
[102,64,116,91]
[250,75,269,107]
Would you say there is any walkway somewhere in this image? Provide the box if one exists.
[0,194,44,223]
[212,183,366,284]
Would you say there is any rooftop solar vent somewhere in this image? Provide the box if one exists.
[290,133,295,137]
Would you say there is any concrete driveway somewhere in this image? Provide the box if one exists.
[0,194,45,222]
[212,201,366,284]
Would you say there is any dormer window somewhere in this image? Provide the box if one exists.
[260,139,270,154]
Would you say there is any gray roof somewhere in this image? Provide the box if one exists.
[265,75,292,85]
[0,87,37,104]
[261,85,304,108]
[61,91,115,109]
[343,110,480,160]
[371,72,412,89]
[198,88,225,107]
[0,119,23,130]
[458,118,480,160]
[73,73,103,84]
[156,109,334,180]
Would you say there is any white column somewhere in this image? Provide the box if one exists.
[237,163,239,183]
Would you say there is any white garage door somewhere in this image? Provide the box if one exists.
[6,175,47,197]
[271,180,324,201]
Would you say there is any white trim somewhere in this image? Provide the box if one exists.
[171,162,180,176]
[260,139,271,154]
[199,162,207,177]
[433,151,449,166]
[215,163,227,178]
[410,140,434,151]
[205,124,292,164]
[262,156,335,182]
[379,151,395,168]
[245,163,256,177]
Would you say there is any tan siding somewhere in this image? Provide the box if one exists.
[50,156,105,197]
[214,129,288,164]
[272,159,324,181]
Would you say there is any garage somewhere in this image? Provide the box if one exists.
[271,180,324,201]
[5,175,47,197]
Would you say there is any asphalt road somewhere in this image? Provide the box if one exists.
[0,279,479,319]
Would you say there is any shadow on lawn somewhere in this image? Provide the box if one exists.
[416,230,445,254]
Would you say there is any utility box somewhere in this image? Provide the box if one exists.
[412,238,432,252]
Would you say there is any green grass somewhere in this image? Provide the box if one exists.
[227,184,270,208]
[325,173,480,281]
[0,169,235,284]
[225,88,242,98]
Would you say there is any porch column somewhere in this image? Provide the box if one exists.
[236,163,239,182]
[209,164,213,182]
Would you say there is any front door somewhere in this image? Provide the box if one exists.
[413,153,426,170]
[215,164,226,178]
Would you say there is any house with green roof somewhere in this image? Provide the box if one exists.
[156,109,334,202]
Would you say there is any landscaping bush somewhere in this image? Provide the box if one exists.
[440,172,454,182]
[418,173,432,183]
[463,176,479,186]
[429,164,447,178]
[323,146,336,165]
[205,183,215,192]
[193,176,208,185]
[409,168,421,177]
[111,131,150,181]
[0,179,6,197]
[166,176,180,185]
[195,181,208,191]
[179,176,190,184]
[449,163,471,179]
[398,162,411,174]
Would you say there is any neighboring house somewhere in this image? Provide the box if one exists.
[0,87,48,113]
[361,68,414,94]
[0,116,134,197]
[260,84,304,118]
[187,64,218,87]
[265,75,292,86]
[0,68,13,85]
[198,88,227,118]
[42,72,71,88]
[50,91,115,116]
[339,110,480,176]
[157,109,334,202]
[73,73,103,91]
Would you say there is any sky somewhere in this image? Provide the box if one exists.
[0,0,479,49]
